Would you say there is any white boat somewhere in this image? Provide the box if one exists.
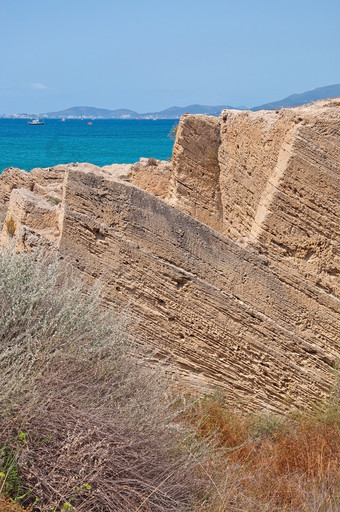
[28,118,45,125]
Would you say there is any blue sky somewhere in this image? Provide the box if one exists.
[1,0,339,113]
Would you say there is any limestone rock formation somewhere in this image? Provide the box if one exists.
[0,99,339,414]
[170,100,340,298]
[120,158,172,199]
[169,115,223,231]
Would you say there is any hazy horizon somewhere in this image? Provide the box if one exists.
[2,0,340,114]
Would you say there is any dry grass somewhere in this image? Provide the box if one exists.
[2,244,340,512]
[184,396,340,511]
[0,497,31,511]
[4,216,16,236]
[0,246,208,512]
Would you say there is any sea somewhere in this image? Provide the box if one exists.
[0,118,176,174]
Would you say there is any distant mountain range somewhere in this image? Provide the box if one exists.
[3,84,340,119]
[37,103,234,119]
[43,106,140,119]
[252,84,340,111]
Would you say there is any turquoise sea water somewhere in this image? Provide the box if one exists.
[0,119,176,174]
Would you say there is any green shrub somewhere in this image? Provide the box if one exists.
[0,445,21,497]
[48,196,61,205]
[168,123,178,141]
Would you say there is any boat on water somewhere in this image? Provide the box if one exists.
[28,119,45,125]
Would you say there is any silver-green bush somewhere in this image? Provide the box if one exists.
[0,246,205,511]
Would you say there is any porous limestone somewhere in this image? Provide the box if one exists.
[0,100,339,414]
[170,100,340,298]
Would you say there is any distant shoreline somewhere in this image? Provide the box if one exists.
[3,83,340,120]
[0,116,183,121]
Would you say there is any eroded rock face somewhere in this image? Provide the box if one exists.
[0,100,339,414]
[122,158,172,199]
[170,100,340,298]
[168,115,223,231]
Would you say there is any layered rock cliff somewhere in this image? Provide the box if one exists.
[170,101,340,297]
[0,99,339,414]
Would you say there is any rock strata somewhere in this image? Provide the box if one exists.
[170,101,340,298]
[0,100,339,414]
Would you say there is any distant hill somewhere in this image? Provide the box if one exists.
[41,104,233,119]
[3,84,340,119]
[252,84,340,111]
[41,106,139,119]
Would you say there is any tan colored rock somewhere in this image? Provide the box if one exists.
[0,188,62,249]
[123,158,172,199]
[58,168,340,412]
[168,115,223,231]
[219,102,340,298]
[0,167,33,213]
[170,100,340,298]
[0,101,339,414]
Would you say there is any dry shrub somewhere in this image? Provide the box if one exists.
[5,216,16,236]
[184,395,250,458]
[147,157,158,166]
[273,419,340,478]
[185,396,340,512]
[0,246,207,512]
[0,497,31,511]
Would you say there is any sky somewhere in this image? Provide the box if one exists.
[1,0,340,114]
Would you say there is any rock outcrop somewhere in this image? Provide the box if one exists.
[1,100,339,414]
[170,100,340,298]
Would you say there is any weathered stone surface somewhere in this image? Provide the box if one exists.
[124,158,172,199]
[4,188,61,241]
[219,103,340,298]
[168,115,223,231]
[0,100,339,414]
[55,167,339,413]
[0,167,34,212]
[170,100,340,298]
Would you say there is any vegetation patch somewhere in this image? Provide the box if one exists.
[184,394,340,511]
[0,497,31,512]
[168,123,178,141]
[5,216,16,236]
[0,246,208,512]
[48,196,61,205]
[1,245,340,511]
[147,157,158,166]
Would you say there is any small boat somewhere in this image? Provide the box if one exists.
[28,118,45,125]
[61,118,66,122]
